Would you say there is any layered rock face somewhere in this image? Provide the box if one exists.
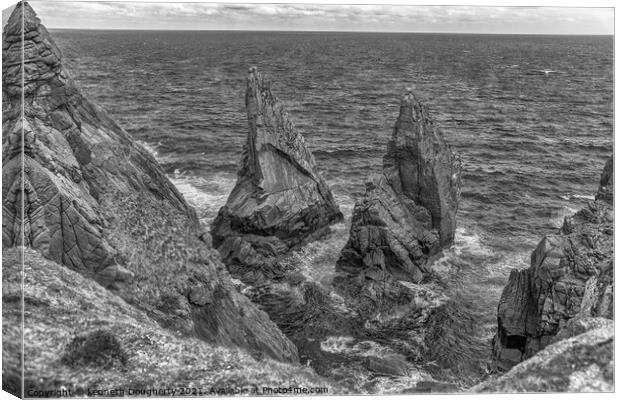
[596,156,613,203]
[476,320,613,392]
[211,67,342,280]
[330,92,475,380]
[336,90,461,300]
[2,1,194,273]
[2,2,297,364]
[493,156,614,370]
[383,90,461,246]
[2,249,337,398]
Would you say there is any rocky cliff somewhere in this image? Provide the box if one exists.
[2,249,338,398]
[211,67,343,282]
[383,89,461,246]
[476,318,613,392]
[596,156,613,203]
[2,1,297,366]
[2,2,195,271]
[335,89,461,316]
[324,90,482,385]
[493,156,614,370]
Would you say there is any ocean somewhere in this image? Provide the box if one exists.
[51,30,613,385]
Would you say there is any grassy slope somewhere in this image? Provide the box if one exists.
[472,325,613,392]
[94,190,299,363]
[2,248,343,397]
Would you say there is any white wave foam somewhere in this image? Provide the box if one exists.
[432,225,492,274]
[170,177,219,207]
[432,224,517,280]
[561,193,595,202]
[136,140,235,224]
[135,139,181,165]
[572,194,595,201]
[168,172,235,224]
[548,205,580,229]
[320,335,401,359]
[319,336,434,393]
[320,336,355,354]
[136,140,160,158]
[453,225,489,255]
[333,192,356,221]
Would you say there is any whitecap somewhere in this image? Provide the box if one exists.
[560,193,595,201]
[136,140,236,223]
[135,140,159,158]
[548,205,580,228]
[572,194,595,201]
[320,335,402,359]
[332,192,356,220]
[536,69,558,75]
[320,336,356,354]
[450,225,493,259]
[134,140,180,164]
[168,173,236,225]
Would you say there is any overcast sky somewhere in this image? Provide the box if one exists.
[2,1,614,34]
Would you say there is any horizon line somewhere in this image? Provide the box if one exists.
[47,27,614,36]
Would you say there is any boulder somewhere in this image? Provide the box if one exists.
[94,264,134,290]
[476,326,614,393]
[551,317,613,344]
[364,354,410,376]
[337,174,440,285]
[335,89,461,316]
[211,66,342,281]
[2,2,298,364]
[493,156,614,370]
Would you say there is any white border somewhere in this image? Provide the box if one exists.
[0,1,615,400]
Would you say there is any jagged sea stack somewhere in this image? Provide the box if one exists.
[384,89,461,246]
[493,156,614,371]
[337,90,461,287]
[2,2,298,364]
[211,67,343,279]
